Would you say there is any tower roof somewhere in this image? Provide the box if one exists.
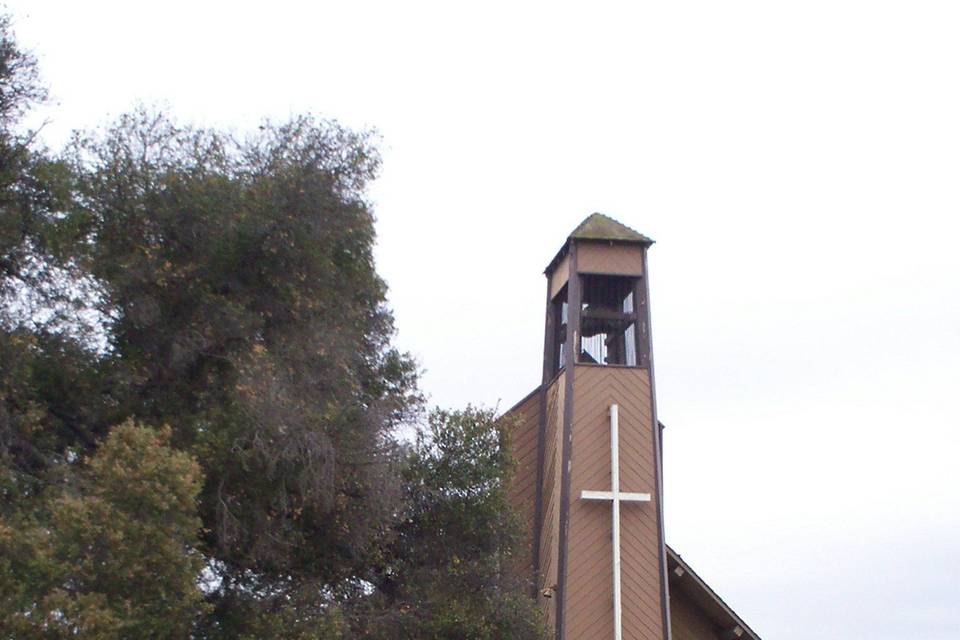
[546,213,653,273]
[568,213,654,244]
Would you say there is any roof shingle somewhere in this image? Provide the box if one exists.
[568,213,654,244]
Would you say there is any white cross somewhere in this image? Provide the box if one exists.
[580,404,651,640]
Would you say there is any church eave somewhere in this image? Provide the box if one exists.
[544,213,655,275]
[667,546,763,640]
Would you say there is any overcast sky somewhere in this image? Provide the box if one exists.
[8,1,959,638]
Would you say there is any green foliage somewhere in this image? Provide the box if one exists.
[353,408,545,640]
[41,111,421,634]
[0,14,46,128]
[204,594,349,640]
[0,11,73,310]
[0,421,207,639]
[0,13,543,638]
[0,13,103,507]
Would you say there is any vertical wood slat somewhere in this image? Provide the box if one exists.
[634,277,650,369]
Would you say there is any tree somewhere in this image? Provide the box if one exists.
[0,421,207,639]
[353,408,545,639]
[0,13,544,637]
[0,12,100,509]
[0,11,75,321]
[58,109,421,628]
[0,11,48,279]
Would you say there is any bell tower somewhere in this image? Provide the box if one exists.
[507,213,670,640]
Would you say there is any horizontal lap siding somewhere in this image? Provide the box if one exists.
[566,365,664,640]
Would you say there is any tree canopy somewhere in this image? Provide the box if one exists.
[0,14,543,639]
[2,421,206,638]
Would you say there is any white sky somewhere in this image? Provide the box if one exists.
[9,1,960,637]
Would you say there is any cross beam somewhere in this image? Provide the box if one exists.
[580,404,651,640]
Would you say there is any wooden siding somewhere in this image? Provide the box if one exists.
[504,374,566,634]
[564,365,665,640]
[577,242,644,276]
[505,388,541,588]
[538,372,565,631]
[670,585,722,640]
[550,253,570,299]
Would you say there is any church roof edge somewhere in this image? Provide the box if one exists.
[667,546,763,640]
[545,213,654,274]
[569,212,654,244]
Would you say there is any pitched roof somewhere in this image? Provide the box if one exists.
[546,213,654,274]
[667,546,762,640]
[568,213,654,244]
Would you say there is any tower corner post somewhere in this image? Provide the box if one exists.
[556,240,580,640]
[643,246,673,640]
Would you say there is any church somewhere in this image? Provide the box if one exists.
[504,214,761,640]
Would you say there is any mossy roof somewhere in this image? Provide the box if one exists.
[568,213,654,244]
[545,213,653,273]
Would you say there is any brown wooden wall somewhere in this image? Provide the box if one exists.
[538,372,565,631]
[550,253,570,299]
[669,586,722,640]
[564,365,665,640]
[505,388,541,588]
[504,373,566,634]
[577,242,644,276]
